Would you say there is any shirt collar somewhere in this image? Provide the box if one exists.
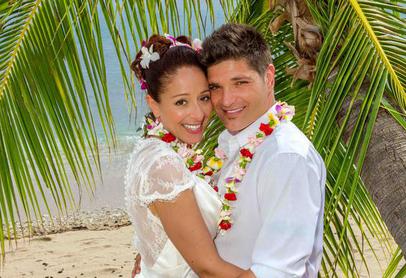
[218,103,278,157]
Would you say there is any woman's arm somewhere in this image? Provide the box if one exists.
[150,189,244,277]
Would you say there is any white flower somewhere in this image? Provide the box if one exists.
[192,38,202,51]
[140,45,160,69]
[177,144,194,159]
[220,210,232,218]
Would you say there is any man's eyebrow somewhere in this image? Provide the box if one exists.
[230,75,253,81]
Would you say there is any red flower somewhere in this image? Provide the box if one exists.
[240,148,253,159]
[219,220,232,230]
[161,133,176,143]
[205,171,214,176]
[259,123,274,136]
[213,185,219,192]
[224,192,237,201]
[188,161,202,172]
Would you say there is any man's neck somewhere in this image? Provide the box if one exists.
[229,101,275,136]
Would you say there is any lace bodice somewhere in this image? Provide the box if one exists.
[125,137,221,269]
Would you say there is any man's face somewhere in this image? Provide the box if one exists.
[207,59,275,134]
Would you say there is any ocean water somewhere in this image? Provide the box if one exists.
[47,4,227,215]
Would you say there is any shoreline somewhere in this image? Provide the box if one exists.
[3,208,131,240]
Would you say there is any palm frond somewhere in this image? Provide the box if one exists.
[207,0,405,276]
[0,0,219,260]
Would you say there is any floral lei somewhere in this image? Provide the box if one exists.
[143,115,221,188]
[214,102,295,234]
[144,101,295,234]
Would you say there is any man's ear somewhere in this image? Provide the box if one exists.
[146,94,160,119]
[265,64,275,90]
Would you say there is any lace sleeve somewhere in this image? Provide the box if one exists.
[131,139,195,207]
[139,154,195,206]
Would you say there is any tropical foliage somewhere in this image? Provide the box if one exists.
[0,0,405,276]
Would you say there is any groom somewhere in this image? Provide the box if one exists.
[200,23,326,277]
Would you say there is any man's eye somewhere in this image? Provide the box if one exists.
[175,100,187,106]
[236,81,248,85]
[209,85,219,91]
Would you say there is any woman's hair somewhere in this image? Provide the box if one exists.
[131,34,206,102]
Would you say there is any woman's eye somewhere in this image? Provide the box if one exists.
[175,99,187,106]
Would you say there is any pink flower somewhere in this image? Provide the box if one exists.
[140,79,148,90]
[194,154,204,163]
[248,136,264,146]
[214,148,227,160]
[234,168,246,180]
[225,177,241,184]
[192,38,202,52]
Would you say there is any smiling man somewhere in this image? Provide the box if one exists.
[201,23,326,278]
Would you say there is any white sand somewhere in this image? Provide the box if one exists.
[1,226,136,278]
[0,225,404,277]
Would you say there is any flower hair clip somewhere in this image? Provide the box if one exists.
[140,44,160,69]
[165,34,202,52]
[192,38,202,53]
[139,78,148,90]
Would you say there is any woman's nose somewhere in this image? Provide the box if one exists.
[189,102,205,121]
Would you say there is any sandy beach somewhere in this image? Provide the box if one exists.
[1,226,135,278]
[0,209,404,278]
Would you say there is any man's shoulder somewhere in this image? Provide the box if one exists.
[260,121,313,158]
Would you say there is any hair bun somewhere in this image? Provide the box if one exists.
[175,35,192,46]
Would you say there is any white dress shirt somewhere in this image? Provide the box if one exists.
[214,104,326,277]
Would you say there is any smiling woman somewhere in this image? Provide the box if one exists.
[130,34,212,144]
[124,34,243,277]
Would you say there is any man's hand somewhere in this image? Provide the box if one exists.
[131,253,142,278]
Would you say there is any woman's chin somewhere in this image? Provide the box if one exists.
[178,134,203,145]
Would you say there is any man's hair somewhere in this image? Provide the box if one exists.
[201,23,272,75]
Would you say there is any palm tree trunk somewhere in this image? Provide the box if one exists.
[361,108,406,256]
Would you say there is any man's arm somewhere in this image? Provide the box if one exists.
[250,152,325,277]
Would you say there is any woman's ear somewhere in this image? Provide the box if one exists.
[146,94,160,119]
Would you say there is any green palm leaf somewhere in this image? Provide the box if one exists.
[0,0,218,261]
[211,0,406,276]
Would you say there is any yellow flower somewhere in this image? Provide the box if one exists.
[268,113,280,128]
[207,157,223,170]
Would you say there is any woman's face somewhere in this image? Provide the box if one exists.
[147,66,212,145]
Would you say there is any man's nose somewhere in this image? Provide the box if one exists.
[221,86,236,107]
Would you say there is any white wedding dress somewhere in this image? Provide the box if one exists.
[125,137,221,277]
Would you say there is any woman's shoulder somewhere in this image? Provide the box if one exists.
[127,137,186,175]
[130,137,176,160]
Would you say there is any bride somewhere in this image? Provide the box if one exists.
[125,34,243,277]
